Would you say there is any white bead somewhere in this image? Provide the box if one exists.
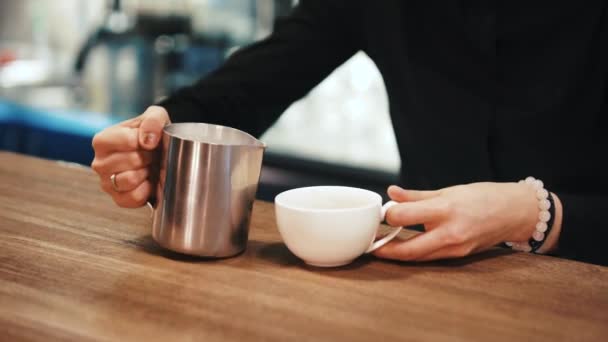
[533,179,544,190]
[518,180,525,184]
[505,241,514,247]
[511,243,524,251]
[539,210,551,222]
[525,176,536,184]
[536,222,548,232]
[514,242,531,252]
[536,189,549,200]
[532,231,545,242]
[539,199,551,210]
[513,243,532,252]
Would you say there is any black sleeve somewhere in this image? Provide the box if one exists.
[555,193,608,266]
[157,0,361,137]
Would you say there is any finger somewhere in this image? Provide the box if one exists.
[387,185,440,202]
[138,106,170,150]
[100,168,150,193]
[385,197,448,227]
[111,180,154,208]
[413,243,481,262]
[120,115,143,128]
[92,151,156,175]
[92,126,139,155]
[372,228,453,261]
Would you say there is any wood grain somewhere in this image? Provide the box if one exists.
[0,151,607,342]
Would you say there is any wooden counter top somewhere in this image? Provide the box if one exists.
[0,151,606,341]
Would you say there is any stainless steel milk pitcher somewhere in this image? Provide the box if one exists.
[151,123,265,257]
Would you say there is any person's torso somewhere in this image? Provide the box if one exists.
[358,0,608,193]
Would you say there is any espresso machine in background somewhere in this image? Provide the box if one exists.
[73,0,230,118]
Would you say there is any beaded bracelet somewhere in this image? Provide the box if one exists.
[505,176,556,253]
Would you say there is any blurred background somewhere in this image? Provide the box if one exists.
[0,0,401,200]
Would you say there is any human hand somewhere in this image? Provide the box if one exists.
[373,182,557,261]
[91,106,171,207]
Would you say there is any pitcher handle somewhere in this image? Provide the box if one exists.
[146,201,154,218]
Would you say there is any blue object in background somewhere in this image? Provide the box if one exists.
[0,100,121,165]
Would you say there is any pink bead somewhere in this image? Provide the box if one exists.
[512,242,531,252]
[539,199,551,210]
[536,222,548,232]
[515,243,532,252]
[532,231,545,241]
[536,189,549,200]
[539,210,551,222]
[511,244,524,251]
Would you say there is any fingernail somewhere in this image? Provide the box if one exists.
[144,133,157,146]
[389,185,405,192]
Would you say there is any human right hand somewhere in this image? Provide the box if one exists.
[373,182,561,262]
[91,106,171,208]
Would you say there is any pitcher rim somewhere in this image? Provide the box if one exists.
[163,122,266,149]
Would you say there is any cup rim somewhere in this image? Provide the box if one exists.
[274,185,382,213]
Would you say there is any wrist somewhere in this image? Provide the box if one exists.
[505,177,556,253]
[508,182,542,242]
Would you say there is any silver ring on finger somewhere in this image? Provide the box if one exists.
[110,173,120,192]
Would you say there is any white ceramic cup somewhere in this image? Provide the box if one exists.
[274,186,403,267]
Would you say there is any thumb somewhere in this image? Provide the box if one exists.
[138,106,170,150]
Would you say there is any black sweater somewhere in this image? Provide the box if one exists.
[160,1,608,266]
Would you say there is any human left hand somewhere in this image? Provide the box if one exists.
[373,182,559,261]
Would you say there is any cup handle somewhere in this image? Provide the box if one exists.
[365,200,402,253]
